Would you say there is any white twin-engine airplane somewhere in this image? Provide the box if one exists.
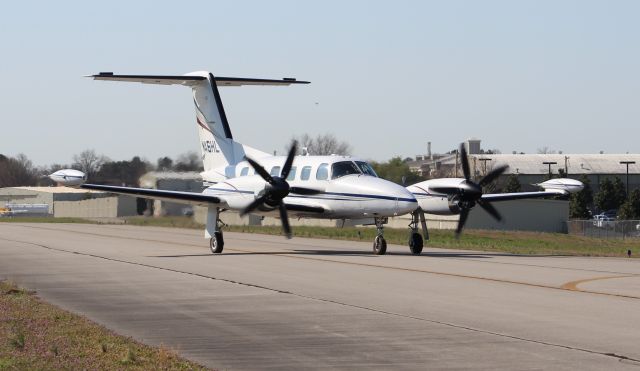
[55,71,418,254]
[52,70,583,256]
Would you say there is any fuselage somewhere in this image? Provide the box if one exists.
[202,155,418,219]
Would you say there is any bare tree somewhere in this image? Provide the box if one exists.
[288,133,352,156]
[175,151,203,171]
[537,146,557,154]
[72,149,108,179]
[0,153,38,187]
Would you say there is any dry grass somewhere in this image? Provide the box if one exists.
[0,280,210,370]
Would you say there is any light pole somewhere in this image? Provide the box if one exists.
[542,161,557,177]
[620,161,636,196]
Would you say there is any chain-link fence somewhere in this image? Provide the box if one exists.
[566,219,640,239]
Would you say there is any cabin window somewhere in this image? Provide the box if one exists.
[286,166,297,181]
[316,163,329,180]
[300,166,312,180]
[240,167,249,176]
[355,161,378,177]
[331,161,361,179]
[270,166,281,177]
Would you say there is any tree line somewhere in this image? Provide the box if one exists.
[0,150,203,188]
[3,132,639,219]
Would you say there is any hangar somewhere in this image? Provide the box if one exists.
[409,139,640,193]
[0,186,137,218]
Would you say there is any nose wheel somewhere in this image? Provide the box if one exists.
[372,217,388,255]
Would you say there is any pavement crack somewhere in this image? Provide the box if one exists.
[2,235,640,365]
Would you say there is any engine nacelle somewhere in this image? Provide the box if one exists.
[407,178,465,215]
[49,169,87,187]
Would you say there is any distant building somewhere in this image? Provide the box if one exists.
[408,139,640,194]
[0,186,137,218]
[139,171,203,216]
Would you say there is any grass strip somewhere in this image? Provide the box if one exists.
[0,280,210,370]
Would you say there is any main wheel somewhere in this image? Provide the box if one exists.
[373,235,387,255]
[209,231,224,254]
[409,232,423,255]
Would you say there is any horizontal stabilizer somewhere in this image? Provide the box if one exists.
[87,72,310,86]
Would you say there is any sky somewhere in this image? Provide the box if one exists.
[1,0,639,167]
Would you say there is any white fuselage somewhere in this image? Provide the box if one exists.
[203,155,418,219]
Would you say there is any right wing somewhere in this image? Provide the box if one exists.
[481,189,567,202]
[81,184,222,207]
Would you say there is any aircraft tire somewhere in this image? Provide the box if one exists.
[373,235,387,255]
[409,233,423,255]
[210,231,224,254]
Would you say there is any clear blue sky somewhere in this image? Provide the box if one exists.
[1,0,639,166]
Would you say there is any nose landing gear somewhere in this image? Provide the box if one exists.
[373,217,388,255]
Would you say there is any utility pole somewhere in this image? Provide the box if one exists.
[564,156,569,176]
[620,161,636,196]
[542,161,557,177]
[479,158,492,176]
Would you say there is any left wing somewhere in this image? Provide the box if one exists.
[81,184,221,207]
[481,189,567,202]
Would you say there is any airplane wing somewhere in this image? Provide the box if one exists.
[481,190,567,202]
[81,184,221,207]
[81,184,324,214]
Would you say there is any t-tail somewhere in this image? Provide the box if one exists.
[88,71,309,182]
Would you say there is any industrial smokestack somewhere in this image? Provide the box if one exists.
[427,142,432,160]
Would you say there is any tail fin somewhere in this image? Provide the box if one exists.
[89,71,309,179]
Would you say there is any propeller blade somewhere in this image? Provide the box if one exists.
[245,156,274,184]
[278,203,292,239]
[240,195,266,216]
[289,186,322,195]
[478,200,502,222]
[459,143,471,181]
[280,141,297,180]
[455,208,470,238]
[479,164,509,188]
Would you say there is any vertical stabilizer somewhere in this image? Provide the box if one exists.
[89,71,309,178]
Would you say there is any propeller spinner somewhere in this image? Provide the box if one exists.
[241,141,320,238]
[430,143,508,237]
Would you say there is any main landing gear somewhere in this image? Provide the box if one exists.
[207,207,225,254]
[373,217,388,255]
[408,209,429,255]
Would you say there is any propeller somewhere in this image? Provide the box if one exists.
[431,143,508,237]
[241,141,321,238]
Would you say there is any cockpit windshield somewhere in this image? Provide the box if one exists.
[331,161,362,179]
[355,161,378,177]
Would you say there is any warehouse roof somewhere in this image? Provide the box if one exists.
[464,154,640,175]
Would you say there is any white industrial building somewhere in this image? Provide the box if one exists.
[0,186,137,218]
[409,139,640,193]
[139,171,203,216]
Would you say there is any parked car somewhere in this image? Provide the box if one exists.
[593,214,616,228]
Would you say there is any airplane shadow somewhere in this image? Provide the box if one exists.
[150,249,379,258]
[149,250,574,259]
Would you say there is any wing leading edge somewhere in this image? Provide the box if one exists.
[481,190,567,202]
[81,184,221,206]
